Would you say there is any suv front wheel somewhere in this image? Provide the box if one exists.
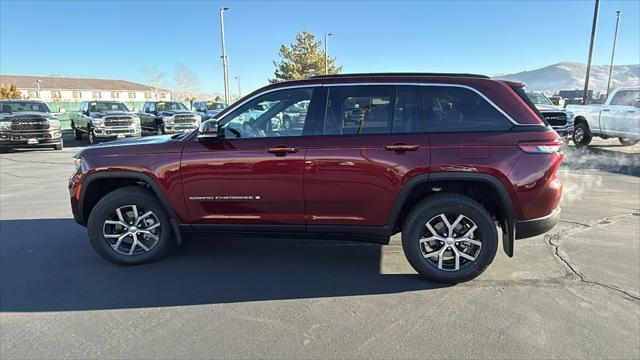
[402,193,498,283]
[87,187,173,265]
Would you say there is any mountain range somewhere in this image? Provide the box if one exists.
[495,62,639,93]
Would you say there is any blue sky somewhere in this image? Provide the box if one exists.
[1,0,639,95]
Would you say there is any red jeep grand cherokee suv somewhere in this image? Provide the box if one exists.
[69,73,563,283]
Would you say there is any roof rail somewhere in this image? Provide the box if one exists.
[309,72,490,79]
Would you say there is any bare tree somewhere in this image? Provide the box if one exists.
[174,64,198,101]
[143,67,166,100]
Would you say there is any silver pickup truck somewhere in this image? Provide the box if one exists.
[70,101,142,144]
[567,86,640,147]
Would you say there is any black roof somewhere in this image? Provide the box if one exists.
[309,72,490,79]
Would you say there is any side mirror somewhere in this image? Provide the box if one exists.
[634,100,640,108]
[197,120,220,140]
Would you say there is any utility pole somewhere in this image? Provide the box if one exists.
[324,33,333,75]
[235,76,241,99]
[583,0,600,105]
[36,80,41,99]
[606,10,621,98]
[219,7,230,105]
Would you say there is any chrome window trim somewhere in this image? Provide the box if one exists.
[212,82,542,127]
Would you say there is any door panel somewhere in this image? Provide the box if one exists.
[181,137,309,224]
[601,90,640,138]
[304,134,430,226]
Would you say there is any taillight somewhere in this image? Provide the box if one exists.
[518,141,564,154]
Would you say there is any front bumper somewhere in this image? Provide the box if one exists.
[164,123,199,134]
[0,130,63,147]
[553,125,574,139]
[93,126,141,139]
[515,207,560,239]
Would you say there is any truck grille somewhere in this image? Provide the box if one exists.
[174,115,197,124]
[10,118,50,131]
[542,112,567,127]
[104,116,133,127]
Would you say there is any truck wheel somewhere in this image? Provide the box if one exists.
[88,127,97,144]
[87,186,174,265]
[53,142,64,150]
[72,122,82,140]
[573,123,592,147]
[282,116,292,130]
[401,193,498,283]
[619,138,638,146]
[156,125,165,135]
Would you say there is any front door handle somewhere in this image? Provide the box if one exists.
[384,143,420,152]
[267,146,298,156]
[602,109,610,112]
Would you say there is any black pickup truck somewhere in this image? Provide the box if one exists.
[139,101,201,135]
[0,100,64,151]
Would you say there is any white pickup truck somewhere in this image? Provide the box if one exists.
[567,86,640,146]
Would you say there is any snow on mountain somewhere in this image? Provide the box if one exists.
[495,62,639,93]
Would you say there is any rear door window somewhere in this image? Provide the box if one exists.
[420,86,513,132]
[610,90,640,106]
[319,86,394,135]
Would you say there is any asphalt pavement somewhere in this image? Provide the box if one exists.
[1,135,638,359]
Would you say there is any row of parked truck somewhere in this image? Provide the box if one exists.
[0,86,638,151]
[0,99,227,150]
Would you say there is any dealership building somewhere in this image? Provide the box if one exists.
[0,74,173,102]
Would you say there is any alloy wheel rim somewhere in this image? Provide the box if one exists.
[420,213,481,271]
[575,127,584,142]
[103,205,161,256]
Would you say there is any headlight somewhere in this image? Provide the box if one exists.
[91,119,104,127]
[163,116,174,124]
[0,121,11,130]
[47,118,61,129]
[131,116,141,125]
[566,111,575,122]
[194,114,201,125]
[73,157,83,171]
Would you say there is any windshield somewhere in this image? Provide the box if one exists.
[157,102,188,111]
[206,102,227,111]
[526,92,553,106]
[1,101,50,114]
[90,102,129,112]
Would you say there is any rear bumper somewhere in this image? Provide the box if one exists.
[515,207,560,239]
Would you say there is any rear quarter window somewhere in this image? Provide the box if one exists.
[421,86,513,132]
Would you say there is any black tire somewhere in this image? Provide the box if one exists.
[87,186,174,265]
[573,122,592,147]
[72,122,82,140]
[156,124,165,135]
[88,127,97,145]
[619,137,639,146]
[401,193,498,283]
[54,142,63,150]
[0,147,12,153]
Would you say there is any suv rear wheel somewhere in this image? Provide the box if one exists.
[87,187,173,265]
[402,193,498,283]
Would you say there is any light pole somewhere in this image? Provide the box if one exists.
[219,7,230,105]
[324,33,333,75]
[582,0,600,105]
[235,76,241,99]
[606,10,621,99]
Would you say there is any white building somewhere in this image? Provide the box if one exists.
[0,74,174,102]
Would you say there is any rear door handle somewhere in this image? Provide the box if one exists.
[384,144,420,152]
[267,146,298,156]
